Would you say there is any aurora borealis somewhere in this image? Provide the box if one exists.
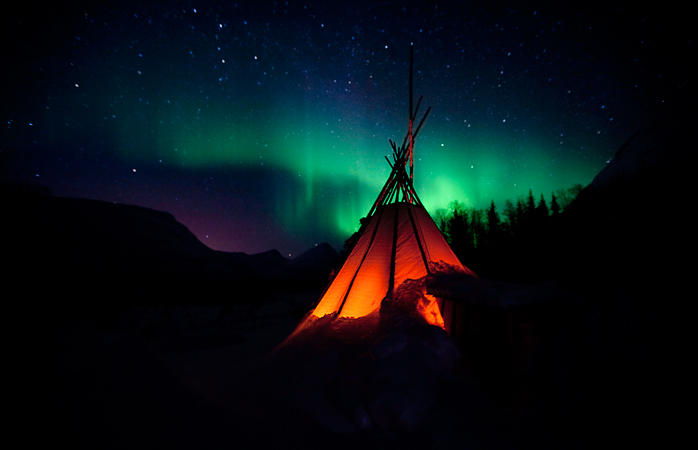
[2,1,691,256]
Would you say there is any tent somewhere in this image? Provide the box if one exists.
[307,47,477,334]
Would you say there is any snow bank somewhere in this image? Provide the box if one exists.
[265,278,462,433]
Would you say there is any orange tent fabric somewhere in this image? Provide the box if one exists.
[312,202,476,323]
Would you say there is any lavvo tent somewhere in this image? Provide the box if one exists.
[304,46,477,335]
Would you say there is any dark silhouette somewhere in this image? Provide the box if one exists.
[550,191,561,217]
[436,183,582,282]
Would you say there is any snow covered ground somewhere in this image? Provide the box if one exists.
[27,291,597,450]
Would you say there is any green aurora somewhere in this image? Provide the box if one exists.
[4,1,680,255]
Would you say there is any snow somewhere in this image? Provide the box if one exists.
[33,291,553,449]
[26,268,663,449]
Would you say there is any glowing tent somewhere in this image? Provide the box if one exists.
[308,46,477,333]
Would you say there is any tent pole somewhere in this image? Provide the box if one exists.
[409,44,414,183]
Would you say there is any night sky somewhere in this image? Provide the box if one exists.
[2,1,692,256]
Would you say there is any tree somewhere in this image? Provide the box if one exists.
[526,188,536,220]
[447,200,473,255]
[568,183,583,201]
[516,196,526,230]
[554,183,584,211]
[487,200,501,235]
[434,208,451,237]
[503,198,517,235]
[550,192,561,217]
[470,208,485,249]
[482,200,501,248]
[536,193,549,219]
[554,188,571,210]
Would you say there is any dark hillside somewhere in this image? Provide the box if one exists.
[426,116,690,448]
[2,185,337,311]
[4,187,247,303]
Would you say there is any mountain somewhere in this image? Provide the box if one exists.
[557,115,690,291]
[548,113,690,448]
[266,243,339,290]
[425,116,690,447]
[2,184,337,305]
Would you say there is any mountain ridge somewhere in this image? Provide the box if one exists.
[3,185,338,303]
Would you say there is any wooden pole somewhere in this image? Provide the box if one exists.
[409,44,414,182]
[409,44,414,121]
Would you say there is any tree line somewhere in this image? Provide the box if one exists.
[434,184,583,282]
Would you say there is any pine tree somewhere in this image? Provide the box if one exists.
[487,200,501,234]
[447,200,472,256]
[526,188,536,216]
[516,196,526,228]
[470,208,485,249]
[503,198,517,235]
[485,200,501,249]
[550,192,560,217]
[536,193,549,218]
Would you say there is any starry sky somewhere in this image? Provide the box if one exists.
[2,1,692,256]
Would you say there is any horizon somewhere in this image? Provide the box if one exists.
[2,1,690,256]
